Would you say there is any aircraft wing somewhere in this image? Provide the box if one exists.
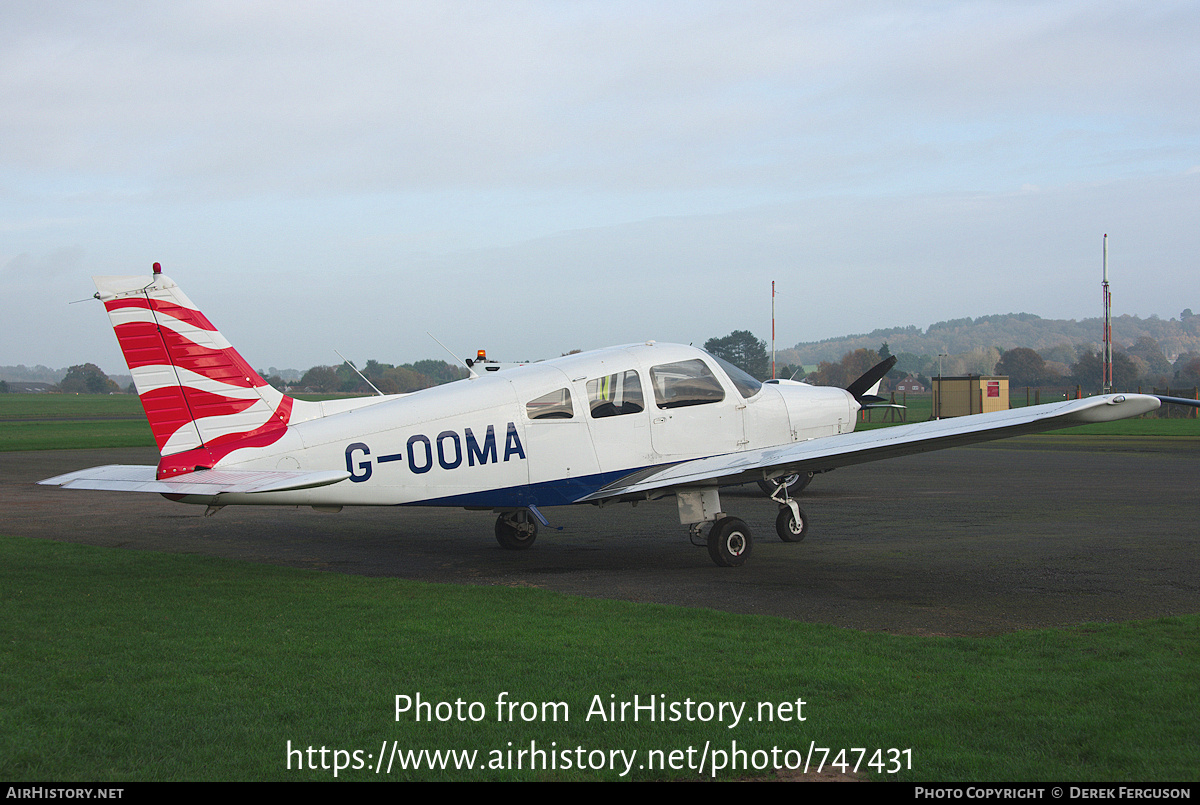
[578,393,1161,502]
[39,465,351,495]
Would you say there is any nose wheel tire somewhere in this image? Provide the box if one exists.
[495,510,538,550]
[707,517,752,567]
[775,505,809,542]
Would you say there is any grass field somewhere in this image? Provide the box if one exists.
[3,535,1197,782]
[0,394,359,451]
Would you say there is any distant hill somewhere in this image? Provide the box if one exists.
[778,312,1200,366]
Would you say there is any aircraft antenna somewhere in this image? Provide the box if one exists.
[427,332,480,379]
[1102,234,1112,394]
[335,350,385,397]
[771,280,776,379]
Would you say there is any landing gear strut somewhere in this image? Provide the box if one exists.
[768,477,809,542]
[756,471,813,497]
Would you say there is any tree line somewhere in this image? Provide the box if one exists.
[702,330,1200,394]
[805,339,1200,394]
[284,359,468,395]
[2,360,468,395]
[13,333,1199,397]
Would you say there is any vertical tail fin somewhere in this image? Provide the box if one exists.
[94,266,293,475]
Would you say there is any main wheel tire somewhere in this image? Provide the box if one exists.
[495,510,538,550]
[757,472,814,497]
[707,517,752,567]
[775,505,809,542]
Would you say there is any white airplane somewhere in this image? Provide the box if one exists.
[42,265,1166,567]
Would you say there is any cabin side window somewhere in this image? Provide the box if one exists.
[586,370,644,418]
[526,388,574,420]
[708,352,763,399]
[649,359,725,409]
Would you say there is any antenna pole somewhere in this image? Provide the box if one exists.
[1102,234,1112,394]
[335,350,385,397]
[771,280,776,379]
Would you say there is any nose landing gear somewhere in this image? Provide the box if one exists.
[768,476,809,543]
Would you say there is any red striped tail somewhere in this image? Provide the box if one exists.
[94,270,293,477]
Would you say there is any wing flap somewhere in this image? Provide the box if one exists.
[579,393,1161,502]
[40,465,350,495]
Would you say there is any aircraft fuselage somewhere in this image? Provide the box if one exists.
[182,342,856,509]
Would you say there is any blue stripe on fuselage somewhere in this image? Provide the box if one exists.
[400,466,654,509]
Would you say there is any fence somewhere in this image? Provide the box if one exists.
[1014,386,1198,418]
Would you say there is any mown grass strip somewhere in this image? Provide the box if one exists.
[2,536,1196,782]
[0,394,367,451]
[0,420,155,451]
[0,393,363,421]
[0,394,144,420]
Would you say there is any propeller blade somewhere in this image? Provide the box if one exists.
[845,356,897,402]
[1155,395,1200,409]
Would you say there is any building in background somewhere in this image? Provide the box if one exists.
[933,375,1009,418]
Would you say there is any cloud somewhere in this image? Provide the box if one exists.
[5,2,1197,202]
[3,2,1198,370]
[2,246,84,280]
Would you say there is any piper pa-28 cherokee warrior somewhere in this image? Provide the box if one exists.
[43,264,1168,567]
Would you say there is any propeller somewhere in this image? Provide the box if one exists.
[845,355,898,407]
[1154,395,1200,409]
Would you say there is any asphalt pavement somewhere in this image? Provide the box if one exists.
[4,435,1197,636]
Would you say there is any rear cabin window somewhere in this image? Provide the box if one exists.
[586,370,644,418]
[649,359,725,409]
[526,388,574,420]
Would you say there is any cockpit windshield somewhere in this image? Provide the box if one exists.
[706,353,763,399]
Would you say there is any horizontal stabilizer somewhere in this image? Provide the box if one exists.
[40,465,350,495]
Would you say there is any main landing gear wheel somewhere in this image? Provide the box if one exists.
[757,472,814,497]
[495,510,538,550]
[775,505,809,542]
[707,517,752,567]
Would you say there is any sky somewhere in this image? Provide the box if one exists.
[3,1,1198,375]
